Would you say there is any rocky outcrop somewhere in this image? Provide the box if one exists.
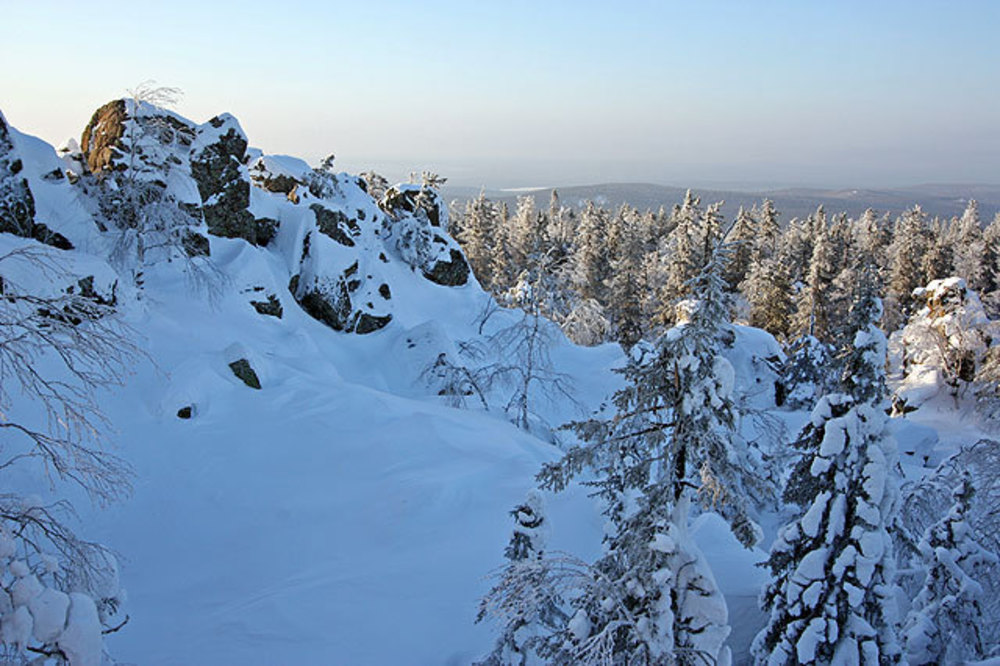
[250,293,283,318]
[288,251,393,335]
[0,113,73,249]
[80,100,128,175]
[311,204,360,247]
[380,184,470,287]
[190,115,270,245]
[424,248,470,287]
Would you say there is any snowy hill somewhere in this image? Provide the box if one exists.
[3,100,997,665]
[2,102,631,663]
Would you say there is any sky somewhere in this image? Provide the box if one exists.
[2,0,998,189]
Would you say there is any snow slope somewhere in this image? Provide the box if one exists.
[11,104,982,665]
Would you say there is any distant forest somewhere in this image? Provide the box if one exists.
[447,189,999,351]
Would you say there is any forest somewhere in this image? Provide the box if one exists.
[445,187,1000,665]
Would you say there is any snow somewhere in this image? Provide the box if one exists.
[3,108,997,664]
[58,594,103,666]
[28,587,70,643]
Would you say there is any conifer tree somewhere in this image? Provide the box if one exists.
[754,298,903,666]
[902,475,998,665]
[460,191,498,289]
[755,198,781,262]
[476,491,566,666]
[724,206,756,292]
[531,245,759,665]
[570,201,609,304]
[793,216,838,343]
[741,258,794,340]
[952,200,988,294]
[658,191,703,326]
[920,216,951,283]
[604,206,646,349]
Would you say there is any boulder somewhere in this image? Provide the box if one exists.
[228,358,261,389]
[190,116,261,244]
[423,248,470,287]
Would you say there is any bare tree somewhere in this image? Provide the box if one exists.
[0,243,139,660]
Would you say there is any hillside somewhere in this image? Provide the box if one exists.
[1,100,997,665]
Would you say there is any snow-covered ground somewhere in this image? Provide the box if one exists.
[3,106,995,664]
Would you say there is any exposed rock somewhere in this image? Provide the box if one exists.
[253,218,278,246]
[310,204,359,247]
[381,184,442,227]
[80,100,127,175]
[356,313,392,335]
[379,183,469,287]
[297,282,353,331]
[181,231,211,257]
[176,406,193,419]
[0,113,73,250]
[258,173,299,195]
[228,358,261,389]
[190,116,261,244]
[423,249,470,287]
[250,294,283,318]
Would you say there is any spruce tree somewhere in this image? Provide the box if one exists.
[476,491,566,666]
[741,258,794,340]
[533,244,759,665]
[902,475,998,665]
[952,200,988,294]
[755,198,781,262]
[754,298,903,666]
[460,190,498,289]
[724,206,756,292]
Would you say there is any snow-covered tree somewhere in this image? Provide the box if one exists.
[561,298,610,347]
[605,206,646,350]
[902,475,998,665]
[530,245,760,665]
[741,259,794,340]
[476,491,567,666]
[754,300,903,666]
[952,200,988,295]
[723,206,756,293]
[755,198,781,262]
[475,253,575,432]
[460,190,498,288]
[899,277,995,402]
[570,201,609,305]
[0,244,137,663]
[793,213,839,343]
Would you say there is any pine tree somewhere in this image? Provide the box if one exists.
[754,299,903,666]
[902,475,998,665]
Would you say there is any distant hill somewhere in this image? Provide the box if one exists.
[443,182,1000,223]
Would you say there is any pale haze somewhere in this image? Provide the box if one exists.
[3,0,998,188]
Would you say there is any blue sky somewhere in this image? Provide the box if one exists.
[2,0,998,188]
